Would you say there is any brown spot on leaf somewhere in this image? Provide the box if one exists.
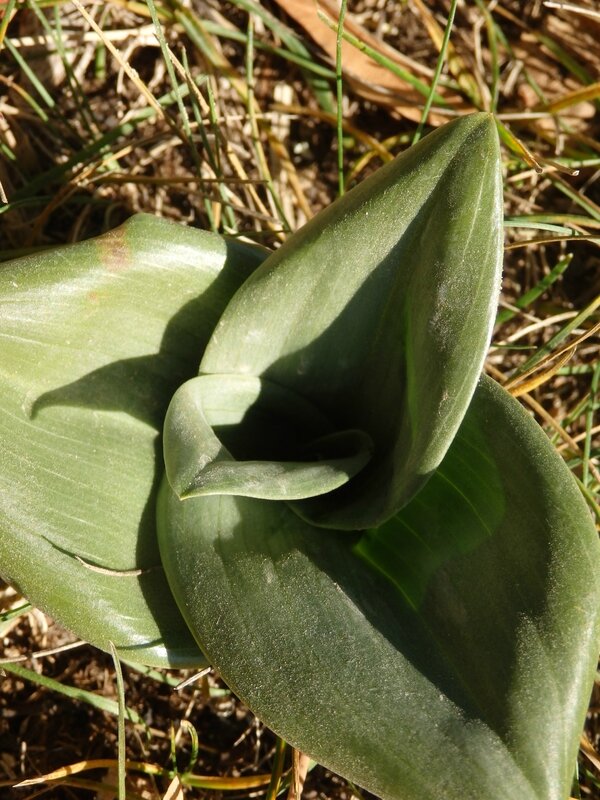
[97,228,132,273]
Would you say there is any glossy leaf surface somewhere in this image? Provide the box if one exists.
[158,377,600,799]
[191,113,503,528]
[0,214,266,666]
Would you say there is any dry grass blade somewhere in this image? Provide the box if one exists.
[487,362,600,486]
[544,1,600,21]
[13,757,277,789]
[287,750,311,800]
[270,102,393,162]
[580,734,600,772]
[542,80,600,113]
[163,774,185,800]
[510,300,600,380]
[508,346,577,396]
[0,638,85,665]
[71,0,164,119]
[13,759,160,787]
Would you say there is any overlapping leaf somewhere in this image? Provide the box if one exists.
[0,214,266,667]
[158,377,600,800]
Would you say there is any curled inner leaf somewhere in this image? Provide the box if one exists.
[163,374,374,502]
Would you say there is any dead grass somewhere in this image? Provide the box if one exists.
[0,0,599,798]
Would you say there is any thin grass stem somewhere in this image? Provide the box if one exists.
[583,363,600,487]
[496,254,573,325]
[265,736,288,800]
[336,0,348,196]
[0,0,19,46]
[2,37,55,109]
[109,642,127,800]
[412,0,459,144]
[1,662,147,724]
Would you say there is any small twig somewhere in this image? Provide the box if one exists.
[287,750,310,800]
[174,668,212,691]
[544,1,600,21]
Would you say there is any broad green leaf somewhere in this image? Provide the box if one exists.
[0,214,266,667]
[158,376,600,799]
[191,113,503,529]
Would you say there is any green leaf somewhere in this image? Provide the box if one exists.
[191,113,503,529]
[0,214,266,667]
[164,373,373,501]
[158,376,600,799]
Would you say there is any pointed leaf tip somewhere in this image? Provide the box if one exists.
[198,113,504,528]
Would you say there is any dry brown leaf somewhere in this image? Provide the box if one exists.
[270,0,461,121]
[162,775,185,800]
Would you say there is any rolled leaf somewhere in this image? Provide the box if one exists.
[158,376,600,799]
[0,214,266,667]
[189,113,503,528]
[164,374,373,500]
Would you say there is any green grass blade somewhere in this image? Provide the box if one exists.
[242,15,291,232]
[496,254,573,324]
[228,0,335,111]
[2,662,146,724]
[0,602,32,623]
[504,220,578,234]
[505,214,600,230]
[574,475,600,524]
[552,174,600,222]
[265,736,288,800]
[110,642,127,800]
[0,0,18,45]
[318,16,452,101]
[2,38,55,109]
[583,363,600,487]
[41,1,98,136]
[413,0,460,144]
[537,32,595,87]
[146,0,192,131]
